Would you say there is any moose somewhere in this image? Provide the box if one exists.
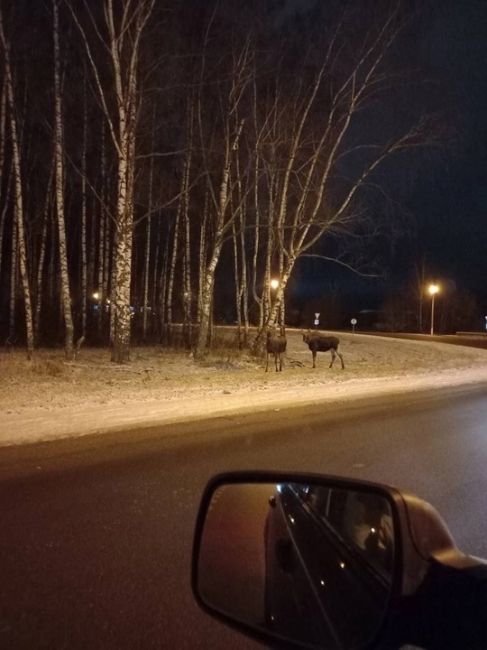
[265,325,287,372]
[302,331,345,369]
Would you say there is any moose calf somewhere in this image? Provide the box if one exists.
[265,326,287,372]
[302,331,345,369]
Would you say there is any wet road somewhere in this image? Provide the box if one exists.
[0,383,486,649]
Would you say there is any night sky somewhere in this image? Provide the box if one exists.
[291,0,487,323]
[411,1,487,292]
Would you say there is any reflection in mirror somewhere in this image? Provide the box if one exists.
[197,482,396,650]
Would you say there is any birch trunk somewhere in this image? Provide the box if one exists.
[0,8,34,358]
[197,190,209,323]
[183,201,192,348]
[97,122,106,333]
[158,227,169,338]
[48,213,56,311]
[34,207,49,340]
[239,210,249,342]
[111,132,133,362]
[142,112,155,340]
[53,0,74,359]
[0,167,9,281]
[197,244,222,353]
[151,214,161,326]
[182,104,193,348]
[0,136,12,295]
[195,117,245,356]
[194,34,250,356]
[80,72,88,337]
[9,199,18,341]
[0,78,5,189]
[165,206,180,344]
[142,194,152,340]
[231,216,242,345]
[0,80,6,276]
[102,205,110,321]
[196,233,222,355]
[34,162,54,339]
[109,226,117,346]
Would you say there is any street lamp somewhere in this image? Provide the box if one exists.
[269,278,283,325]
[428,284,440,335]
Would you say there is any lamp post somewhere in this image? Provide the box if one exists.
[428,284,440,335]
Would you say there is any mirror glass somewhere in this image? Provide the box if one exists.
[197,481,396,650]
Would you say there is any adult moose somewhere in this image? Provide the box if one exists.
[265,326,287,372]
[302,331,345,369]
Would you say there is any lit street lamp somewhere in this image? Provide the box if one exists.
[428,284,440,335]
[269,278,283,325]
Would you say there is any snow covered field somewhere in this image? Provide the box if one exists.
[0,331,486,447]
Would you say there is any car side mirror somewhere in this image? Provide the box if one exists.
[192,472,409,649]
[193,472,487,649]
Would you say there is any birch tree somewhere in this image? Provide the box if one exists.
[195,35,252,356]
[34,161,54,340]
[69,0,155,362]
[52,0,74,359]
[80,71,88,338]
[252,6,440,338]
[0,79,7,275]
[0,7,34,358]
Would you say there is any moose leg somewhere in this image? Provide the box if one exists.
[312,350,317,368]
[265,352,269,372]
[330,349,336,368]
[337,351,345,369]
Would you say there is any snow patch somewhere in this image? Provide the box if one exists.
[1,332,486,447]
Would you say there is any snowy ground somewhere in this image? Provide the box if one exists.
[1,330,486,447]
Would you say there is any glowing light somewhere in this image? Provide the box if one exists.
[92,291,100,300]
[340,562,346,569]
[270,278,279,290]
[370,527,376,534]
[320,580,325,587]
[428,283,441,335]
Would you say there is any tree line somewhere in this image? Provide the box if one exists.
[0,0,441,361]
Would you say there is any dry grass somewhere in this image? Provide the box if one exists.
[1,331,486,414]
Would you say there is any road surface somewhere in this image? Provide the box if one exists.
[0,383,486,649]
[358,331,487,350]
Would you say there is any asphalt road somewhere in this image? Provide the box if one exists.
[358,331,487,350]
[0,383,487,649]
